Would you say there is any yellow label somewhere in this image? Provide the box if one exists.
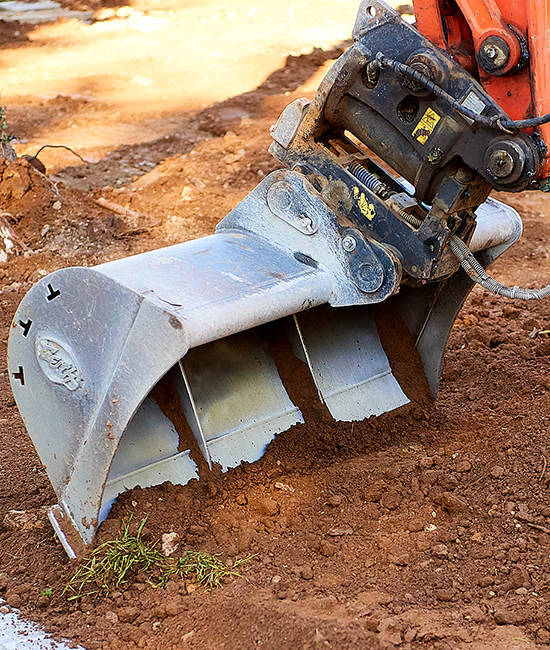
[353,187,375,220]
[412,107,441,144]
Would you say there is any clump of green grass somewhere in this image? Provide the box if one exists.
[63,515,252,601]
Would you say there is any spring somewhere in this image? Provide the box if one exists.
[348,161,391,198]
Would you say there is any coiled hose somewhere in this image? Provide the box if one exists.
[348,165,550,300]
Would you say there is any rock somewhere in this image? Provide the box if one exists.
[118,606,140,623]
[257,498,279,517]
[326,494,343,507]
[431,544,448,558]
[490,466,505,478]
[301,565,314,580]
[493,608,518,625]
[104,611,119,625]
[515,587,528,596]
[478,575,494,587]
[161,532,179,556]
[419,457,434,469]
[327,527,353,536]
[507,547,521,562]
[440,492,467,517]
[455,460,471,473]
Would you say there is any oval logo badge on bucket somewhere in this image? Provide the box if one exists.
[35,337,84,391]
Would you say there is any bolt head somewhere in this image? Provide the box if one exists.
[342,235,357,252]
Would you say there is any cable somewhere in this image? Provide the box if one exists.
[374,53,550,134]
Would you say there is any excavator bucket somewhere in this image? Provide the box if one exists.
[7,0,531,556]
[8,172,520,557]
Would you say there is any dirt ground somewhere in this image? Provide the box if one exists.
[1,1,550,649]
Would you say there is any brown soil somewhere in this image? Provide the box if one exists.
[2,2,550,649]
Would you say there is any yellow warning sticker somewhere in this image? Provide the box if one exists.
[353,187,375,220]
[412,107,441,144]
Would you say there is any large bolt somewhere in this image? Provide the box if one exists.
[487,149,515,178]
[477,36,510,74]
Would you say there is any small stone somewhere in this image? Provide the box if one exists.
[180,186,193,201]
[52,201,62,210]
[257,498,279,517]
[515,587,528,596]
[327,527,353,536]
[326,494,343,507]
[493,608,518,625]
[431,543,448,558]
[105,611,119,625]
[508,547,521,562]
[162,532,179,556]
[490,466,505,478]
[300,565,314,580]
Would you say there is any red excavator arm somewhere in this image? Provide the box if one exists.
[414,0,550,182]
